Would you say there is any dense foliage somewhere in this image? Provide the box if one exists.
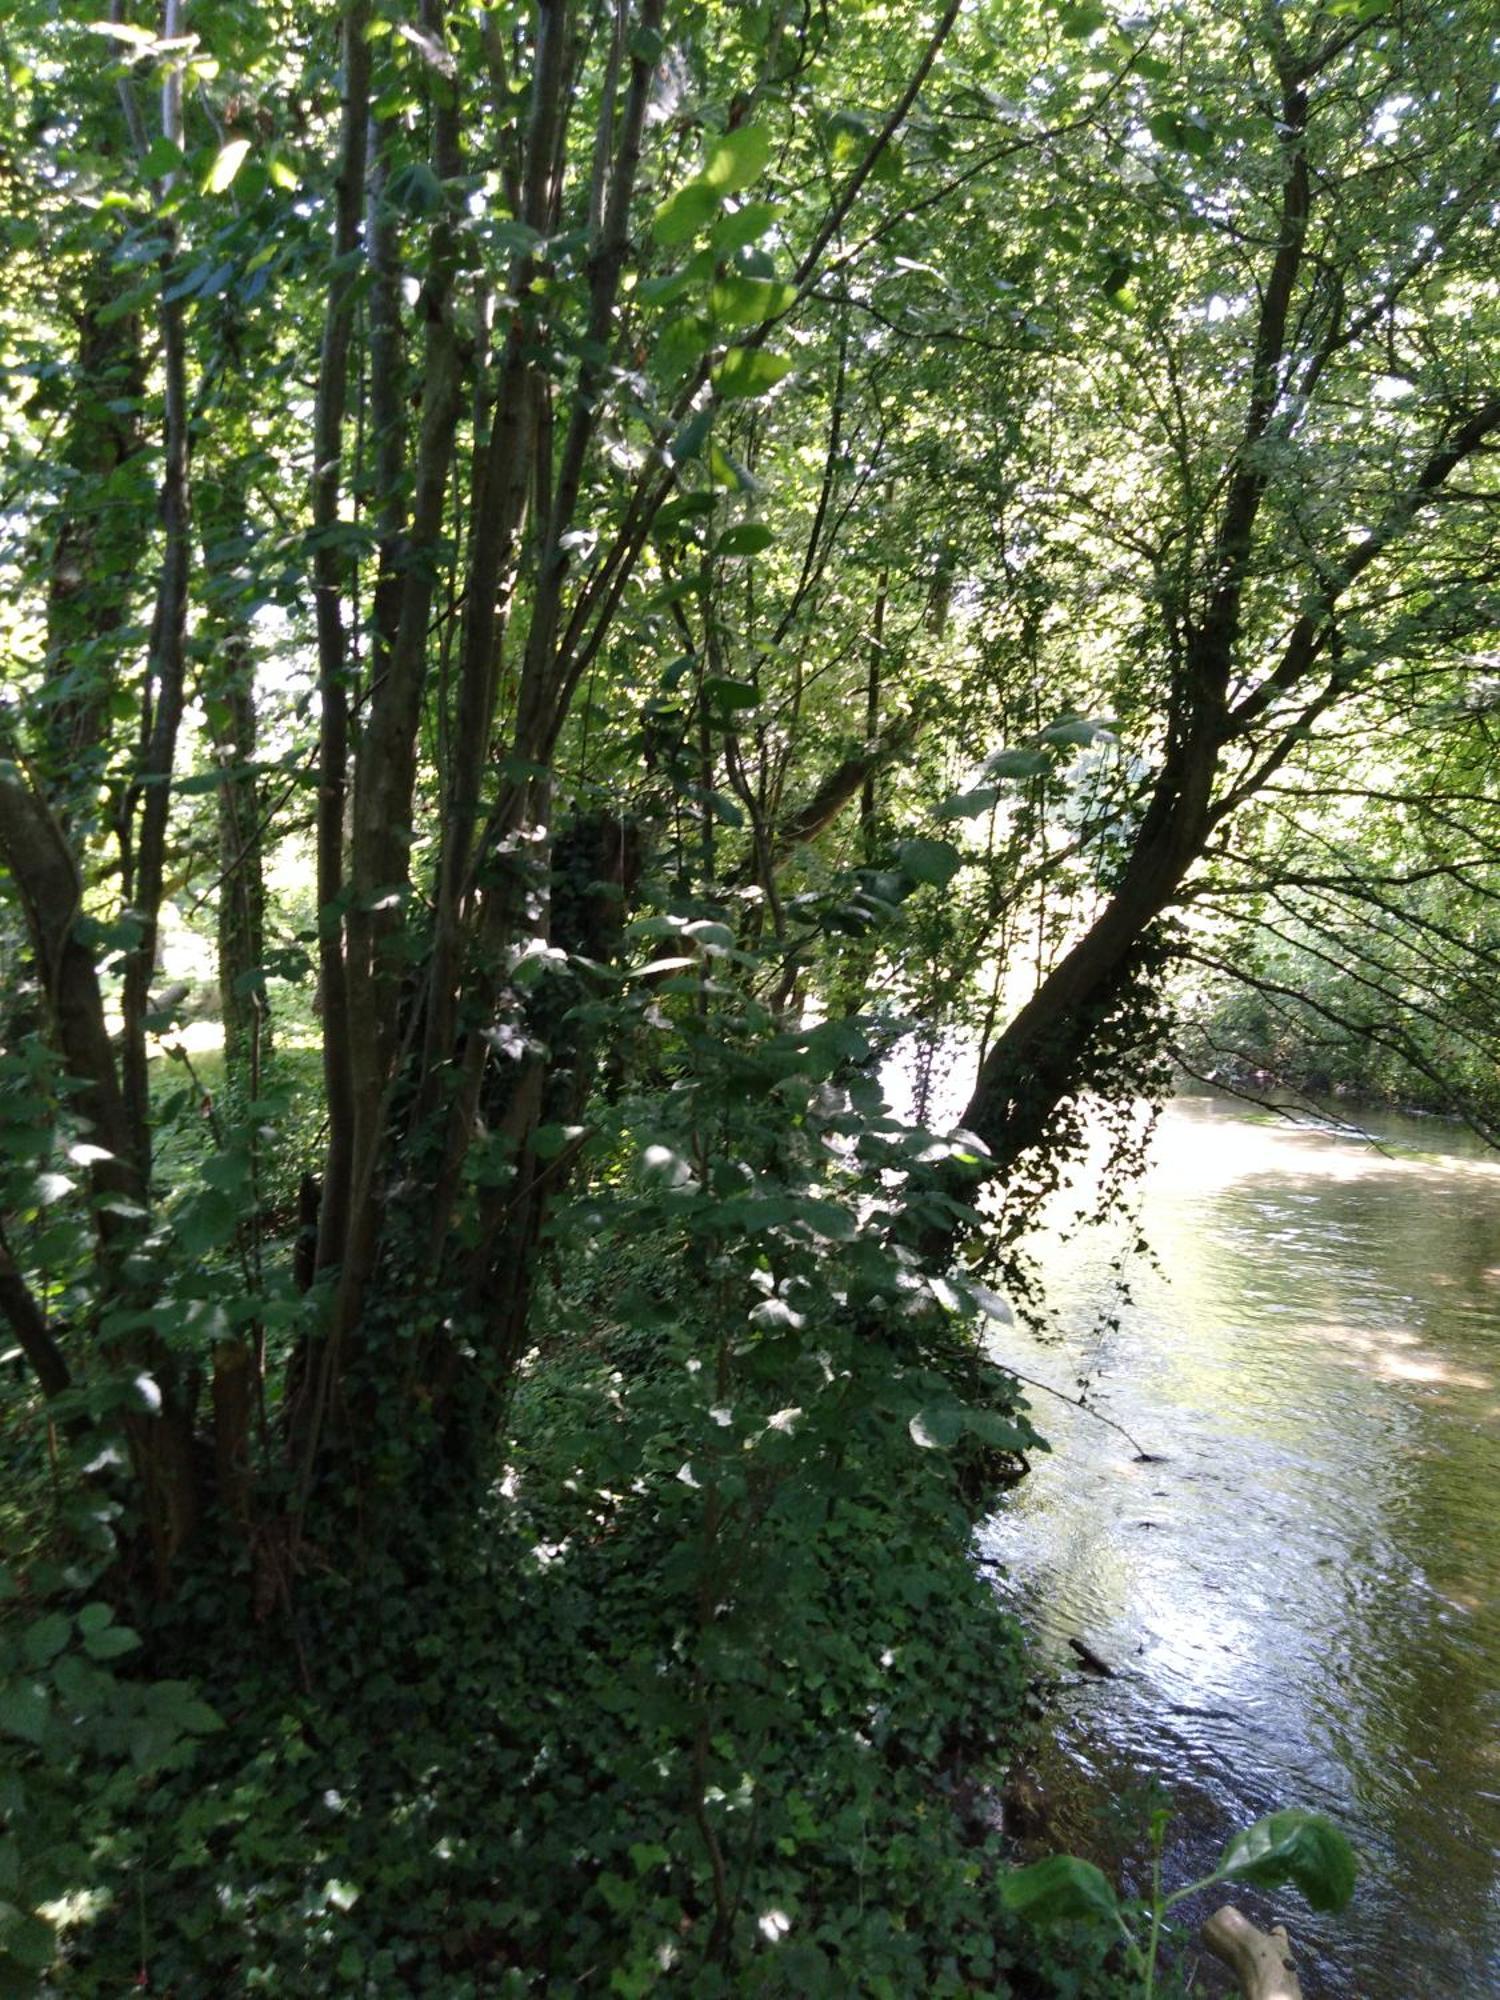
[2,0,1497,1989]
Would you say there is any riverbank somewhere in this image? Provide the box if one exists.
[26,1316,1134,1997]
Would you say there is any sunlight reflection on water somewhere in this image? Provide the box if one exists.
[972,1092,1500,2000]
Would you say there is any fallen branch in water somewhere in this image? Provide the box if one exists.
[999,1364,1163,1462]
[1201,1905,1304,2000]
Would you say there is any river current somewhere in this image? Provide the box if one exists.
[977,1093,1500,1999]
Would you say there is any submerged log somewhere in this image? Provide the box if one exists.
[1201,1905,1304,2000]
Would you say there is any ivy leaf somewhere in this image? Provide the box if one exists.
[1217,1810,1358,1913]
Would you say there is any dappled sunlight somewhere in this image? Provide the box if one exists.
[1310,1322,1494,1392]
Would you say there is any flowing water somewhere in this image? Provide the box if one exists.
[977,1093,1500,1999]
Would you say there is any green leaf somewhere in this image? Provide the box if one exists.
[82,1623,140,1661]
[710,275,798,329]
[597,1870,637,1914]
[703,125,771,194]
[909,1406,964,1449]
[75,1603,114,1636]
[1057,2,1108,37]
[987,748,1053,780]
[1038,715,1112,748]
[531,1123,586,1161]
[965,1409,1031,1451]
[670,407,714,463]
[714,523,773,557]
[655,313,714,380]
[1217,1810,1358,1913]
[713,201,782,252]
[141,135,184,180]
[21,1614,71,1669]
[203,137,251,195]
[790,1197,854,1239]
[712,347,794,400]
[898,837,962,888]
[0,1908,56,1974]
[1000,1853,1120,1925]
[0,1682,49,1746]
[173,1187,239,1255]
[704,677,760,712]
[934,787,999,821]
[655,179,719,246]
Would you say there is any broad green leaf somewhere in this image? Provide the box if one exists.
[909,1405,964,1449]
[1217,1810,1358,1913]
[173,1187,239,1255]
[965,1409,1031,1451]
[531,1123,586,1160]
[82,1622,140,1661]
[713,201,782,251]
[203,137,250,195]
[1038,716,1110,748]
[710,275,798,329]
[703,125,771,193]
[141,135,184,180]
[1000,1853,1120,1924]
[655,179,719,246]
[712,347,794,400]
[655,313,714,379]
[790,1197,854,1239]
[21,1614,70,1668]
[704,676,760,710]
[0,1682,49,1745]
[898,837,962,888]
[670,408,713,464]
[987,748,1053,780]
[1058,2,1108,37]
[641,251,714,304]
[714,523,773,557]
[0,1908,56,1973]
[934,786,1000,821]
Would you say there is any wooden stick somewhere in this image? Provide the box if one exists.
[1201,1905,1304,2000]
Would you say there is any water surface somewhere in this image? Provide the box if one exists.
[979,1093,1500,1998]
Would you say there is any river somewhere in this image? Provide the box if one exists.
[977,1092,1500,1999]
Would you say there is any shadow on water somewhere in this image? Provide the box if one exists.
[978,1093,1500,1999]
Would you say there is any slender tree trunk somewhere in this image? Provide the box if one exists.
[201,481,269,1097]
